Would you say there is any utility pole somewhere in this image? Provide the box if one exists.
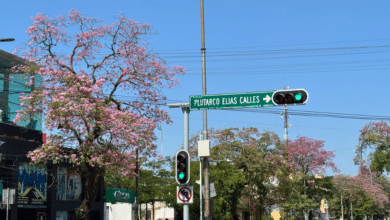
[326,200,329,220]
[134,148,139,220]
[341,194,343,220]
[6,188,9,220]
[282,105,289,146]
[281,86,290,147]
[351,203,353,220]
[199,132,203,220]
[200,0,211,219]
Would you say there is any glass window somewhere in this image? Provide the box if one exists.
[56,211,68,220]
[56,167,67,201]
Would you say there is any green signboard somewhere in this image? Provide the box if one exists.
[105,188,135,203]
[190,91,275,111]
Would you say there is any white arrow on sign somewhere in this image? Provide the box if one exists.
[263,95,271,103]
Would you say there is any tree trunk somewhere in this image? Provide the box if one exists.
[76,165,104,220]
[256,206,264,220]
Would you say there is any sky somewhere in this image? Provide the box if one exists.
[1,0,390,176]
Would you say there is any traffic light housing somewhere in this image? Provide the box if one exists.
[272,89,308,106]
[175,150,190,185]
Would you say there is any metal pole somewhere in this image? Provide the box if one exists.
[134,148,139,220]
[326,200,329,220]
[6,188,9,220]
[284,105,288,147]
[200,0,210,219]
[200,0,207,141]
[304,179,307,220]
[183,107,190,220]
[341,194,343,220]
[351,203,353,220]
[200,158,203,220]
[198,132,203,220]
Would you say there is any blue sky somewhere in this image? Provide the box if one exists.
[1,1,390,176]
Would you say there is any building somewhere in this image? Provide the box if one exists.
[0,122,105,220]
[0,49,105,220]
[104,188,135,220]
[140,201,174,220]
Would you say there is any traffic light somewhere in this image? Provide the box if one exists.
[175,150,190,185]
[272,89,308,106]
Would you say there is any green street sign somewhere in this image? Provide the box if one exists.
[190,91,275,111]
[0,181,2,196]
[105,188,135,203]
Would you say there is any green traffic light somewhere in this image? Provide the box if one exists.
[294,93,302,101]
[178,172,185,179]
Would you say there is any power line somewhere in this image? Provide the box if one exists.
[184,58,390,71]
[162,50,390,64]
[184,66,390,76]
[155,44,390,57]
[89,44,390,63]
[109,95,390,121]
[3,88,389,121]
[229,108,390,121]
[147,38,390,52]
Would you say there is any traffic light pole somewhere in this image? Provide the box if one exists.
[183,105,190,220]
[168,103,190,220]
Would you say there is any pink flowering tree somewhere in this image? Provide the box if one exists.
[355,121,390,174]
[280,137,338,218]
[331,165,390,218]
[14,9,185,219]
[284,137,339,176]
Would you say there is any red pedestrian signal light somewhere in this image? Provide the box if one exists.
[272,89,308,106]
[175,150,190,185]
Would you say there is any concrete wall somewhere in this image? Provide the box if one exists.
[104,201,174,220]
[105,203,133,220]
[153,201,174,220]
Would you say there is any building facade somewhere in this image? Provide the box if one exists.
[0,49,105,220]
[0,122,105,220]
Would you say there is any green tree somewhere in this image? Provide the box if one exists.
[189,127,290,220]
[356,121,390,173]
[105,156,173,220]
[280,137,338,220]
[210,160,245,220]
[330,166,389,220]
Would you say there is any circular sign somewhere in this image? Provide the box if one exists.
[178,187,192,203]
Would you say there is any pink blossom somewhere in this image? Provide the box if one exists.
[17,9,184,197]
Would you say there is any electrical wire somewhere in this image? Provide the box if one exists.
[1,85,388,121]
[146,38,390,52]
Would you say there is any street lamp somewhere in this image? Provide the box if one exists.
[209,159,232,165]
[0,38,14,42]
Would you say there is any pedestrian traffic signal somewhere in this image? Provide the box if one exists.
[176,150,190,185]
[272,89,308,106]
